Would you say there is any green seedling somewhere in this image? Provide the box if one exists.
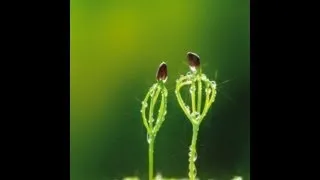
[141,62,168,180]
[175,52,217,180]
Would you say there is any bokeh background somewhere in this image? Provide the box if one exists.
[71,0,249,179]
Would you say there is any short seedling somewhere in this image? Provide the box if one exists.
[141,62,168,180]
[175,52,217,180]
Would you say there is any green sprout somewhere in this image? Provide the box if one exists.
[141,62,168,180]
[175,52,217,180]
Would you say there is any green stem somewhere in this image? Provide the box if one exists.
[200,80,217,123]
[148,138,154,180]
[191,82,196,113]
[149,86,161,129]
[175,80,193,121]
[188,124,199,180]
[153,87,167,135]
[141,85,154,133]
[197,75,202,113]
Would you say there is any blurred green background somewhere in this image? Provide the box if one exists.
[71,0,249,179]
